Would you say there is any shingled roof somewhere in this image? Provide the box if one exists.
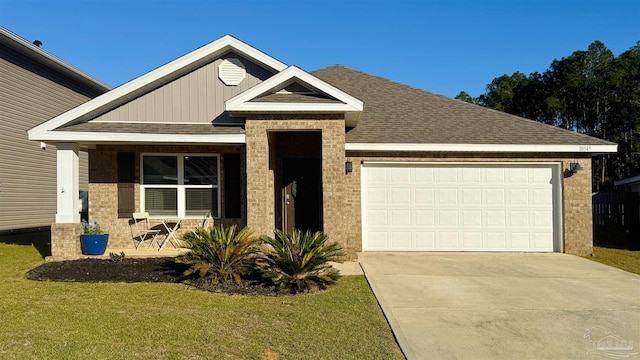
[312,65,614,146]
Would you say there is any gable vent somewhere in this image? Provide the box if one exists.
[218,58,246,86]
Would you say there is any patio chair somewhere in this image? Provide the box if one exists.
[202,211,214,229]
[130,212,162,249]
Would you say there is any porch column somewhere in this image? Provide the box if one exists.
[55,143,80,223]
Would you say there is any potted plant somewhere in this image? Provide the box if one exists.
[80,220,109,255]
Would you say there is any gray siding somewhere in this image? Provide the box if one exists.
[0,46,98,231]
[92,52,274,123]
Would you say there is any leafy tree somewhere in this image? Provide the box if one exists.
[460,40,640,191]
[455,91,476,104]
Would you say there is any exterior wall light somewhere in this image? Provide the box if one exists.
[564,161,583,178]
[569,162,583,174]
[345,159,353,174]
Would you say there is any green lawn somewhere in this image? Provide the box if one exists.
[0,243,403,359]
[589,231,640,275]
[590,246,640,275]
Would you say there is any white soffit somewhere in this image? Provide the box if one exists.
[345,143,618,153]
[28,35,287,141]
[36,132,246,144]
[225,66,364,126]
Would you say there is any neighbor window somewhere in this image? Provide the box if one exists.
[141,154,219,218]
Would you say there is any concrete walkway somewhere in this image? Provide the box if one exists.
[359,252,640,360]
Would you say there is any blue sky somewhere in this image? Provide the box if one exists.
[1,0,638,97]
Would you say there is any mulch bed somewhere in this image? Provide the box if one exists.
[26,258,286,296]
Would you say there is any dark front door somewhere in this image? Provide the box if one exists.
[282,158,323,234]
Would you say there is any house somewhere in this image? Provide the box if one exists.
[615,175,640,192]
[0,27,109,236]
[28,35,617,259]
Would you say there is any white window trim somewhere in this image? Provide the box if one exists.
[140,153,221,219]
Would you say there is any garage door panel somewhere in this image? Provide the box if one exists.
[414,168,434,182]
[416,232,435,247]
[437,189,458,204]
[366,167,388,182]
[391,210,412,225]
[415,188,435,203]
[367,187,388,204]
[485,189,506,204]
[533,168,553,183]
[510,233,531,249]
[438,210,459,226]
[508,168,528,182]
[437,168,457,182]
[486,210,506,226]
[415,210,435,226]
[486,232,507,248]
[485,168,506,182]
[391,232,412,248]
[391,167,411,182]
[463,232,483,248]
[462,210,482,226]
[368,232,388,249]
[533,189,552,204]
[438,232,459,248]
[533,210,553,227]
[509,189,530,205]
[509,211,530,226]
[362,164,558,252]
[391,188,411,204]
[462,189,482,204]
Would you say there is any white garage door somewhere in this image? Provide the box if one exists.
[361,163,560,252]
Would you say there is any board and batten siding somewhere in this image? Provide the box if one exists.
[92,52,274,123]
[0,44,102,231]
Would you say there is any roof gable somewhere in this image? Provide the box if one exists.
[28,35,287,141]
[225,66,364,127]
[89,52,274,124]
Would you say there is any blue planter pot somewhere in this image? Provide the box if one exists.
[80,234,109,255]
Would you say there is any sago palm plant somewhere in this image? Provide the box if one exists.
[176,224,260,284]
[259,229,345,293]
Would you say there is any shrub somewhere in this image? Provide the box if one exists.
[176,225,260,284]
[259,229,345,293]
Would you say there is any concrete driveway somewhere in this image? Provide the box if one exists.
[359,252,640,360]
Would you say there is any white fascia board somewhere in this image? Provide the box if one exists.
[614,175,640,186]
[0,27,111,92]
[345,143,618,153]
[27,35,287,139]
[32,131,246,144]
[226,66,364,111]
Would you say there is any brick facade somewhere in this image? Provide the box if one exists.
[86,144,246,250]
[244,115,351,257]
[342,152,594,256]
[50,135,594,259]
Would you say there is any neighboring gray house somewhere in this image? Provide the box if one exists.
[0,27,109,234]
[615,175,640,193]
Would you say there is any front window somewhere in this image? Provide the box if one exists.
[141,154,219,218]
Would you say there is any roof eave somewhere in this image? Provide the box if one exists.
[29,131,246,144]
[27,35,288,141]
[0,27,111,92]
[345,143,618,154]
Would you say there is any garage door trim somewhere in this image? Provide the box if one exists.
[360,161,564,252]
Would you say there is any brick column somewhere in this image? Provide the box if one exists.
[50,223,83,259]
[563,158,593,256]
